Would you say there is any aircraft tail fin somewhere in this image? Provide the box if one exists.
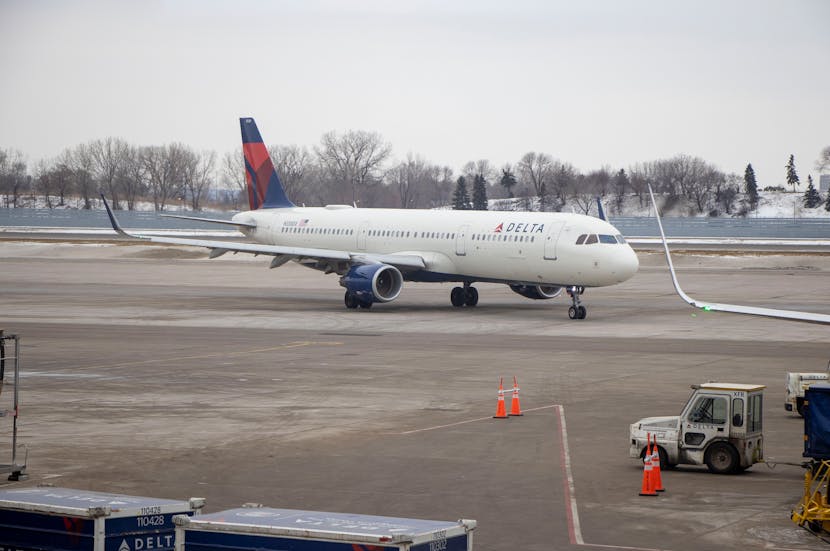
[240,117,295,210]
[596,197,607,221]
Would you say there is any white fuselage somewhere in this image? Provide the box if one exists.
[233,206,639,287]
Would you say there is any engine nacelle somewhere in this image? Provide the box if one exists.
[340,263,403,303]
[509,284,563,300]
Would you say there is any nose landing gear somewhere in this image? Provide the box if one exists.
[567,286,586,319]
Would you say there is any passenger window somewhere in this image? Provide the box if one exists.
[585,234,598,244]
[599,234,617,244]
[576,234,587,245]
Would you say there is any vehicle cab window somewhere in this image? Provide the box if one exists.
[689,396,727,424]
[585,234,598,245]
[576,234,587,245]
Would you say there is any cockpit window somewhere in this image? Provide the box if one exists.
[616,234,627,244]
[576,234,587,245]
[584,234,598,244]
[599,234,617,244]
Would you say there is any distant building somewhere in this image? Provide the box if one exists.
[821,174,830,193]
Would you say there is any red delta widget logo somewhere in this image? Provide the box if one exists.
[493,222,545,234]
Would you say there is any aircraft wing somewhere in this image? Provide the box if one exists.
[648,186,830,325]
[101,196,425,271]
[159,213,257,228]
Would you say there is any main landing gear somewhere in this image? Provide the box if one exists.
[450,283,479,307]
[567,286,586,320]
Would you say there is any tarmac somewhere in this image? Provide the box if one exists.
[1,240,829,550]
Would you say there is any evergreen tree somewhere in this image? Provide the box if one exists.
[744,163,758,211]
[472,174,488,210]
[500,167,517,198]
[803,175,822,208]
[825,186,830,213]
[786,154,800,190]
[452,176,470,210]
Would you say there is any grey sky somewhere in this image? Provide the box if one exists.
[1,0,828,188]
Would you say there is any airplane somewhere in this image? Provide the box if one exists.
[649,185,830,325]
[102,117,639,319]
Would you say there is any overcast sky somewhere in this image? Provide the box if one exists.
[1,0,828,188]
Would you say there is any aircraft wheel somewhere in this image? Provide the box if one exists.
[344,291,359,309]
[568,306,578,319]
[577,305,587,319]
[358,300,373,309]
[464,287,479,307]
[450,287,465,307]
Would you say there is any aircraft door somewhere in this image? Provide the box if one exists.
[357,223,369,250]
[455,225,470,256]
[543,222,566,260]
[680,394,728,449]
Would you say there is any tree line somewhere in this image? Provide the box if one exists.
[1,135,828,215]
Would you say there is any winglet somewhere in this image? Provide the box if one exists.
[648,185,830,325]
[596,197,607,221]
[100,194,131,237]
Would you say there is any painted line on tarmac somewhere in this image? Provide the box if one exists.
[402,405,667,550]
[399,404,559,435]
[556,405,667,551]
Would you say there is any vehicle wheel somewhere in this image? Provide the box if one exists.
[796,398,805,417]
[568,306,577,319]
[577,305,587,319]
[450,287,465,307]
[358,300,373,309]
[705,442,739,474]
[344,291,359,309]
[465,287,479,307]
[656,446,672,470]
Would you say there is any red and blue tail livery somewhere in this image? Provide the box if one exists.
[240,117,294,210]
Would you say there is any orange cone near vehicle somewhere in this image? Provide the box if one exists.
[639,434,657,496]
[494,377,508,419]
[651,437,665,492]
[509,376,523,416]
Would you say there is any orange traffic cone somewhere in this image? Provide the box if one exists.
[493,377,508,419]
[639,434,657,496]
[651,438,665,492]
[509,376,523,416]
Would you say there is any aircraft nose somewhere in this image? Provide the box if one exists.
[620,245,639,280]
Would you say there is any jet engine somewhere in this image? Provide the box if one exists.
[509,284,563,300]
[340,263,403,304]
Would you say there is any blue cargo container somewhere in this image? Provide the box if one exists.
[174,507,475,551]
[804,383,830,461]
[0,487,204,551]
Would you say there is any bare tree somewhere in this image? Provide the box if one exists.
[517,152,553,209]
[33,159,56,208]
[182,149,216,211]
[70,143,97,209]
[88,137,129,209]
[386,154,442,208]
[315,130,392,206]
[121,146,149,210]
[267,144,312,204]
[0,148,29,208]
[220,150,246,209]
[142,143,188,211]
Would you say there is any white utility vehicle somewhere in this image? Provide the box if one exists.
[785,362,829,416]
[630,383,765,474]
